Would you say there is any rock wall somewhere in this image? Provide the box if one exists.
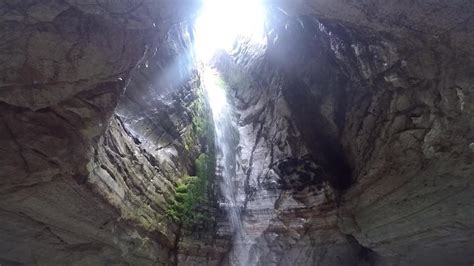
[0,0,472,265]
[0,1,202,264]
[213,25,377,265]
[211,5,473,265]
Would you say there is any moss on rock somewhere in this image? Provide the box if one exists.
[166,153,214,228]
[168,78,217,231]
[183,83,214,152]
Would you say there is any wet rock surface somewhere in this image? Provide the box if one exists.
[211,5,473,265]
[213,30,370,265]
[0,0,473,265]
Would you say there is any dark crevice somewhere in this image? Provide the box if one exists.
[345,235,380,266]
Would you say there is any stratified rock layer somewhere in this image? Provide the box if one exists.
[0,1,199,264]
[210,5,473,265]
[0,0,473,265]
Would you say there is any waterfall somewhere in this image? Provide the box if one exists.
[201,66,247,265]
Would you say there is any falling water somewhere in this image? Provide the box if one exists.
[201,67,247,265]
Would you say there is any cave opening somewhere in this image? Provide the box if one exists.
[192,1,270,264]
[193,0,266,62]
[1,1,473,265]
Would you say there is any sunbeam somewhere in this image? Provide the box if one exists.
[194,0,266,61]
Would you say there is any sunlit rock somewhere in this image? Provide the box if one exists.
[0,0,472,265]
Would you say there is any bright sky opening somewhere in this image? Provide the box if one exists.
[194,0,266,61]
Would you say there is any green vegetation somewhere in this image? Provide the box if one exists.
[168,83,216,229]
[166,153,214,228]
[183,84,214,152]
